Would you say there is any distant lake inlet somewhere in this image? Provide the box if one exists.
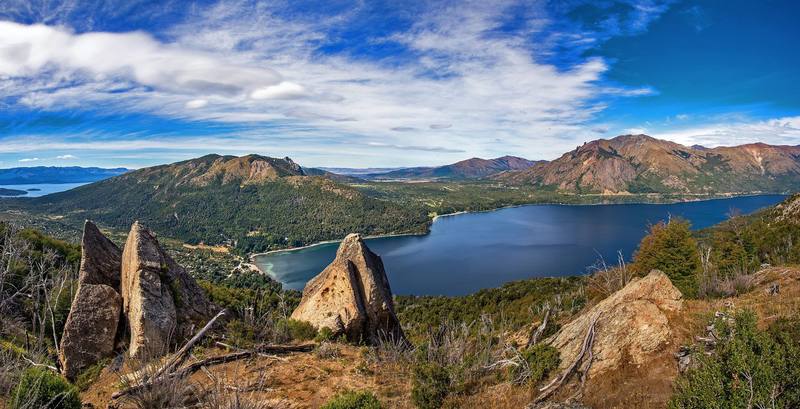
[0,183,90,197]
[254,195,786,296]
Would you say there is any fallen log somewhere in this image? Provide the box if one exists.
[151,309,227,381]
[111,342,315,400]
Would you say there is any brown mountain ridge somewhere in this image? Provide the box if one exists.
[495,134,800,194]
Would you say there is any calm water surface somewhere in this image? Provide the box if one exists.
[0,183,90,197]
[254,195,786,296]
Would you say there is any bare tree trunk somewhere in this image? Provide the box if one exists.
[526,304,551,348]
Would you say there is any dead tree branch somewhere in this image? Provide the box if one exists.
[535,313,600,403]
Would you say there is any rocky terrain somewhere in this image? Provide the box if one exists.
[59,220,213,379]
[496,134,800,194]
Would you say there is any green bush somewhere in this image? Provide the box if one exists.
[633,219,701,297]
[11,367,81,409]
[281,319,318,341]
[411,362,450,409]
[321,390,382,409]
[224,319,257,348]
[669,311,800,409]
[513,344,560,385]
[315,326,335,342]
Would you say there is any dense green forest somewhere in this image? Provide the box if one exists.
[9,173,429,254]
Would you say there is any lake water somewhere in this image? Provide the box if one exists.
[254,195,786,296]
[0,183,89,197]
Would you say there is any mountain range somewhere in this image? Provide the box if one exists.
[0,166,129,184]
[362,155,540,180]
[3,134,800,251]
[495,134,800,194]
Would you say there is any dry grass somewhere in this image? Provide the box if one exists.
[79,267,800,409]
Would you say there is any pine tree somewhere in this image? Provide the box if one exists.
[633,218,701,297]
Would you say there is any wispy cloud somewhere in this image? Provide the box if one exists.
[56,154,77,159]
[653,116,800,147]
[0,0,668,166]
[18,157,39,162]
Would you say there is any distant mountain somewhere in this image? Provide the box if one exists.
[301,167,364,183]
[495,134,800,194]
[317,167,406,176]
[0,166,130,185]
[365,156,541,180]
[11,154,427,251]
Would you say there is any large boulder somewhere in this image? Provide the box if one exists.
[291,233,404,343]
[548,270,682,378]
[59,285,122,379]
[59,220,123,380]
[121,221,212,358]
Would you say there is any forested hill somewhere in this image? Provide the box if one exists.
[12,154,429,253]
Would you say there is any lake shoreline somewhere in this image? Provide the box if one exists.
[251,192,786,261]
[251,193,787,295]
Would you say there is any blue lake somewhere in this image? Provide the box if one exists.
[254,195,786,296]
[0,183,90,197]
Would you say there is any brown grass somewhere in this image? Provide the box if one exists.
[79,267,800,409]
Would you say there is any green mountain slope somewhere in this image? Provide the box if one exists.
[15,154,428,252]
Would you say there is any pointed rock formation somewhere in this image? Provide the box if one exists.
[547,270,682,378]
[60,285,122,380]
[59,220,123,380]
[121,221,212,358]
[291,233,404,343]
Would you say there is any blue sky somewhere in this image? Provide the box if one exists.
[0,0,798,168]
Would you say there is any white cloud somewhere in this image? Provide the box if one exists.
[56,154,77,159]
[0,21,283,99]
[185,99,208,109]
[654,116,800,147]
[0,1,663,165]
[250,82,307,100]
[18,157,39,162]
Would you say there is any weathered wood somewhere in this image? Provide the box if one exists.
[151,309,227,381]
[111,342,315,400]
[527,304,552,348]
[535,313,600,403]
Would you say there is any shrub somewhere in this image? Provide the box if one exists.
[411,362,450,409]
[669,311,800,409]
[511,344,560,385]
[316,341,341,359]
[321,390,382,409]
[315,326,335,342]
[11,367,81,409]
[281,319,318,341]
[225,319,257,348]
[633,219,701,297]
